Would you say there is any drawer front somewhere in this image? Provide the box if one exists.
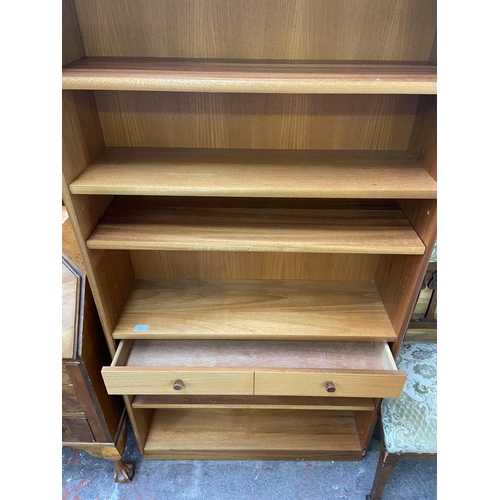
[62,384,84,413]
[102,369,254,396]
[62,363,72,385]
[62,417,94,443]
[254,372,405,398]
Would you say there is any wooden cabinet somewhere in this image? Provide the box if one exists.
[62,0,436,461]
[62,213,134,482]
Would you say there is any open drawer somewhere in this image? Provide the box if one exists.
[102,339,405,398]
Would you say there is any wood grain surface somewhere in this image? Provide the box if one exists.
[94,92,420,151]
[131,395,375,411]
[63,58,437,94]
[120,339,396,370]
[110,279,397,341]
[130,251,380,282]
[73,0,436,62]
[86,197,425,255]
[62,0,85,66]
[143,409,362,460]
[62,261,80,359]
[62,417,95,443]
[254,372,404,398]
[69,148,437,199]
[103,369,254,396]
[103,339,404,398]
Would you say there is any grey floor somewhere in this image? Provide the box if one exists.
[62,420,437,499]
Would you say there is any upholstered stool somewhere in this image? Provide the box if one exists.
[366,342,437,500]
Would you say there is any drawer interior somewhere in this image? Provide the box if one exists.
[110,338,399,370]
[102,339,405,398]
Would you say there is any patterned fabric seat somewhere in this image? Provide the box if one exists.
[367,341,437,499]
[381,342,437,454]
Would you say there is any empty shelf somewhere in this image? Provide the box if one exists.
[86,198,425,254]
[70,148,437,199]
[111,279,397,341]
[62,57,437,94]
[143,409,363,460]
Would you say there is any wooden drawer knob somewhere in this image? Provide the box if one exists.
[173,379,184,391]
[326,381,336,393]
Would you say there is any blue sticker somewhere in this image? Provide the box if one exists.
[133,325,149,332]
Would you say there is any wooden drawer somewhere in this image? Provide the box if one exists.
[102,340,404,399]
[254,372,403,399]
[62,384,84,413]
[62,417,94,443]
[102,340,253,396]
[62,363,72,385]
[254,343,404,398]
[103,370,254,396]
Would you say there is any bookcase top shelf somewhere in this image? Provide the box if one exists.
[70,148,437,199]
[62,57,437,94]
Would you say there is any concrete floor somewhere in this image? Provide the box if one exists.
[62,421,437,499]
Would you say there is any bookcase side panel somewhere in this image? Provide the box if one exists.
[63,90,134,354]
[63,0,85,66]
[375,120,437,355]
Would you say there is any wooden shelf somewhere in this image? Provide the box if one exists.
[62,57,436,94]
[86,197,425,254]
[111,279,397,341]
[70,148,437,199]
[132,395,375,411]
[143,409,363,460]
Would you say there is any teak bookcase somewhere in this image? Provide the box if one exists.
[62,0,437,461]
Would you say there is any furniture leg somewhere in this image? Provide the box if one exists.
[113,458,134,483]
[366,447,401,500]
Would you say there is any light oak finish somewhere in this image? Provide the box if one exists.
[73,0,436,62]
[62,90,134,353]
[104,370,254,396]
[110,279,397,341]
[102,339,404,399]
[62,0,85,66]
[63,58,437,94]
[70,148,437,199]
[95,92,420,151]
[375,101,437,358]
[86,198,425,255]
[120,340,397,370]
[132,395,375,411]
[62,0,437,462]
[142,409,362,460]
[409,96,437,179]
[255,373,404,399]
[131,251,380,282]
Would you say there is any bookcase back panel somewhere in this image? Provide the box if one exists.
[74,0,436,62]
[95,92,420,151]
[408,95,437,178]
[130,251,379,282]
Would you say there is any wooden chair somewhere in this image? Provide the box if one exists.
[366,342,437,500]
